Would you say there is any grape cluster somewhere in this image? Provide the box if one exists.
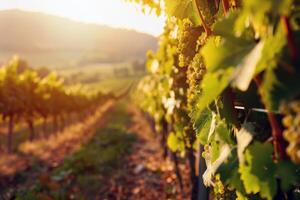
[214,174,225,196]
[188,52,206,85]
[280,100,300,164]
[213,174,238,200]
[177,20,204,67]
[187,52,206,109]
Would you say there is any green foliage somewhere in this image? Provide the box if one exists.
[191,108,212,144]
[218,153,246,194]
[133,0,300,199]
[239,142,277,200]
[202,19,256,73]
[165,0,201,25]
[275,161,300,191]
[196,68,233,113]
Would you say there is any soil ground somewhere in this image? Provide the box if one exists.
[0,100,191,200]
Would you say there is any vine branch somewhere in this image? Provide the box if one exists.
[281,16,299,64]
[221,0,230,14]
[254,76,286,160]
[194,0,212,36]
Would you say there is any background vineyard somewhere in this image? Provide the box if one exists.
[0,56,121,153]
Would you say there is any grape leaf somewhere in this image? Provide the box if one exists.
[213,10,243,43]
[203,11,285,93]
[165,0,201,25]
[257,31,300,111]
[196,68,234,114]
[201,37,254,73]
[202,10,256,73]
[211,140,220,162]
[239,142,277,200]
[202,28,263,92]
[191,107,212,144]
[215,120,234,145]
[230,41,264,91]
[255,23,286,74]
[242,0,292,17]
[235,0,292,35]
[275,161,300,191]
[260,67,300,111]
[218,152,246,194]
[259,66,279,111]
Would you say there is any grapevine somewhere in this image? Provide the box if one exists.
[280,100,300,164]
[130,0,300,199]
[0,56,110,153]
[177,19,203,67]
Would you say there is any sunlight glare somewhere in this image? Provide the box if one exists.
[0,0,165,36]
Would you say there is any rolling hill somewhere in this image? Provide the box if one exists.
[0,9,157,68]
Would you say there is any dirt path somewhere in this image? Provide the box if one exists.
[0,102,191,200]
[99,105,191,200]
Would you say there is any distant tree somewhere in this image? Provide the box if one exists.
[132,60,146,74]
[36,66,51,78]
[0,56,109,151]
[0,57,24,152]
[19,70,40,141]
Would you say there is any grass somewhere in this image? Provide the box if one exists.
[15,101,136,199]
[85,75,142,94]
[58,62,127,75]
[61,62,144,95]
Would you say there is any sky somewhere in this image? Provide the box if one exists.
[0,0,165,36]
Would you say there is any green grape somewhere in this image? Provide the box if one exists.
[213,174,227,200]
[283,115,293,127]
[177,19,204,67]
[290,101,300,113]
[215,175,224,191]
[202,144,210,158]
[187,52,206,111]
[280,100,300,164]
[212,174,238,200]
